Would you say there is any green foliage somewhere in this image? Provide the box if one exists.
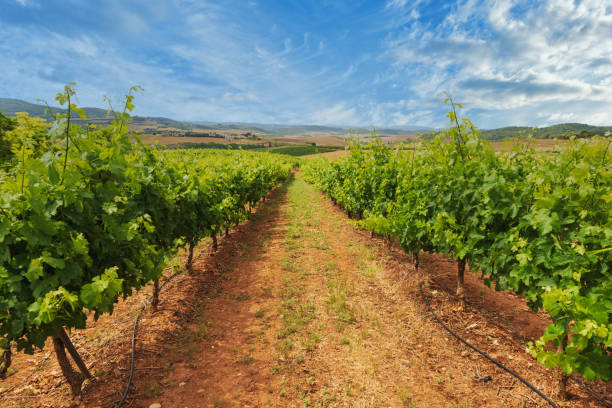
[6,113,51,159]
[303,101,612,382]
[268,145,341,156]
[0,85,294,359]
[0,110,16,165]
[481,123,612,141]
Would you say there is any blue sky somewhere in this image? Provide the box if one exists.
[1,0,610,128]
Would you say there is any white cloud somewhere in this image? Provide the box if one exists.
[2,0,609,128]
[384,0,612,126]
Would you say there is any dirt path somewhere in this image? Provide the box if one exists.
[131,172,597,408]
[1,172,608,408]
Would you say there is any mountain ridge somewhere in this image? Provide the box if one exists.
[1,98,610,140]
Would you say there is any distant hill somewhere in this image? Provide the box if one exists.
[2,98,609,140]
[0,98,429,137]
[480,123,612,140]
[0,98,240,132]
[0,98,111,119]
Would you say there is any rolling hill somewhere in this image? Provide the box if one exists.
[1,98,609,141]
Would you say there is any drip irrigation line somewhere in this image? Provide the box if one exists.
[114,270,184,408]
[418,282,558,408]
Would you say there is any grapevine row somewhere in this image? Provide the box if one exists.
[0,86,296,394]
[303,100,611,393]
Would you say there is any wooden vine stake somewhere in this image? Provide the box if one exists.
[556,335,569,400]
[53,328,92,396]
[456,258,466,300]
[212,234,218,252]
[187,241,195,273]
[152,279,160,311]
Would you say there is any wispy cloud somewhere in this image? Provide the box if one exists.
[383,0,612,126]
[0,0,610,128]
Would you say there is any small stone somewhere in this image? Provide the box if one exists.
[461,350,469,357]
[467,323,478,330]
[197,389,205,393]
[179,382,186,387]
[149,404,162,408]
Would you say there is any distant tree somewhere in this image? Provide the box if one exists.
[0,110,16,164]
[6,112,51,158]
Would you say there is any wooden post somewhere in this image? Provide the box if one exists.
[456,258,466,299]
[212,234,218,252]
[556,335,569,400]
[152,279,160,311]
[187,242,195,273]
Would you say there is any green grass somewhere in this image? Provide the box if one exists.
[268,145,342,156]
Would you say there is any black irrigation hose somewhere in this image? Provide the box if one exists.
[114,270,184,408]
[419,282,559,408]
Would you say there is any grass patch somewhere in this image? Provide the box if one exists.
[398,383,417,407]
[230,291,251,301]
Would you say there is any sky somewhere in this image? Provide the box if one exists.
[0,0,611,129]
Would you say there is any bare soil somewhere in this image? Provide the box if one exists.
[0,173,609,408]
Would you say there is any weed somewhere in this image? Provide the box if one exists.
[148,385,159,398]
[239,353,253,364]
[279,339,293,352]
[34,360,47,371]
[452,402,473,408]
[230,291,251,301]
[282,259,296,272]
[239,242,249,255]
[302,332,321,351]
[398,383,416,407]
[320,388,335,405]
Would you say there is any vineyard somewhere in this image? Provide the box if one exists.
[0,86,295,397]
[0,89,610,407]
[303,100,612,396]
